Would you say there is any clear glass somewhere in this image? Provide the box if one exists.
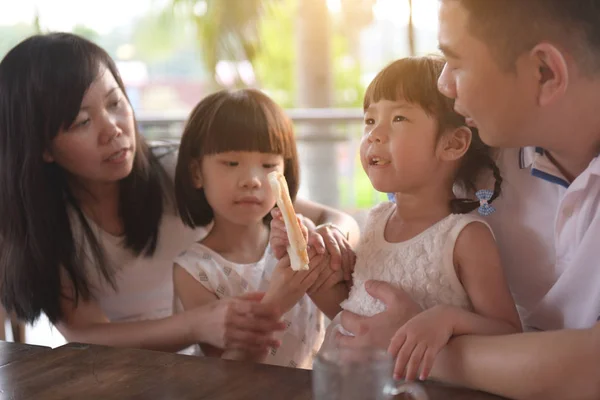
[312,346,429,400]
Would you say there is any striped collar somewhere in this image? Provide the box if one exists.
[519,147,570,188]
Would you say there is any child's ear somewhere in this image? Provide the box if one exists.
[189,159,203,189]
[437,126,472,161]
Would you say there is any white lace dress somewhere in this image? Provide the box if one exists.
[322,202,492,350]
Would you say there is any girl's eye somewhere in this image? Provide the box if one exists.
[109,98,122,108]
[364,118,375,125]
[223,161,239,167]
[393,115,407,122]
[263,163,278,169]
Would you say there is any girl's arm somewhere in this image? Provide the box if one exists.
[308,281,348,320]
[388,222,521,381]
[451,221,522,334]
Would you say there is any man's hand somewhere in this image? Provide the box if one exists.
[337,281,422,349]
[388,305,454,381]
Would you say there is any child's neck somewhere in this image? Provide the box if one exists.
[386,185,453,243]
[202,217,270,264]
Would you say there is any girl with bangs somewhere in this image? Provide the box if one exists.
[173,89,329,368]
[272,56,522,378]
[0,33,358,355]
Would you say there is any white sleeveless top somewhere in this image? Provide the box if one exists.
[174,243,325,369]
[322,202,493,350]
[342,202,489,316]
[71,147,206,322]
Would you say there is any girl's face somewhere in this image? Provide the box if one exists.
[193,151,284,227]
[360,99,444,194]
[45,66,136,190]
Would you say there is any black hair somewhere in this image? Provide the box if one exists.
[0,33,173,323]
[175,89,300,227]
[364,56,502,214]
[452,0,600,74]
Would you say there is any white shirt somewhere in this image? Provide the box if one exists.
[488,147,600,330]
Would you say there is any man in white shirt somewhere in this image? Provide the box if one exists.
[338,1,600,399]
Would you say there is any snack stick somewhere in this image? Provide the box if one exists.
[268,171,309,271]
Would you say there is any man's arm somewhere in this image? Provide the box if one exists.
[431,323,600,400]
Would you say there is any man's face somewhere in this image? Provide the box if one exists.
[437,0,540,148]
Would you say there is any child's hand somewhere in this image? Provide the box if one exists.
[314,223,356,282]
[263,247,326,315]
[387,305,453,382]
[270,208,317,259]
[270,208,356,281]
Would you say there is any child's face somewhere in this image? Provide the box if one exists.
[197,151,284,226]
[360,99,443,193]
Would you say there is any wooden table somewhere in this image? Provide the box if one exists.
[0,343,507,400]
[0,340,50,367]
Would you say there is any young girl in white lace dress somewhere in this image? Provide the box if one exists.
[172,89,332,369]
[270,56,522,380]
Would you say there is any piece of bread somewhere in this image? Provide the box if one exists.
[268,171,309,271]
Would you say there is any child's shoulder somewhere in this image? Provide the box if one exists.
[449,213,494,235]
[174,242,223,269]
[446,213,496,251]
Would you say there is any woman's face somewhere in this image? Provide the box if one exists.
[45,66,136,189]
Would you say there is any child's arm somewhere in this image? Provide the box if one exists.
[307,259,349,319]
[388,222,521,381]
[269,211,351,319]
[173,264,285,358]
[223,249,329,362]
[452,222,522,333]
[309,284,348,320]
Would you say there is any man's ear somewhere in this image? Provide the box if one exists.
[529,42,569,107]
[42,149,54,163]
[190,159,203,189]
[438,126,472,161]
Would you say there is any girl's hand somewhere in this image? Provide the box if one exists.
[314,223,356,281]
[263,247,326,314]
[387,305,453,382]
[270,208,355,280]
[270,208,319,260]
[194,292,287,352]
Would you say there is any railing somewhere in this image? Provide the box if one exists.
[137,108,388,214]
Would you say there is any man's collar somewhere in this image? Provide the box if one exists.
[519,147,570,188]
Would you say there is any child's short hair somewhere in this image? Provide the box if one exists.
[175,89,300,227]
[365,56,502,214]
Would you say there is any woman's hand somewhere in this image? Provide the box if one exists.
[193,292,287,352]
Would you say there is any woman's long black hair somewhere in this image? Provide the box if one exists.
[0,33,173,323]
